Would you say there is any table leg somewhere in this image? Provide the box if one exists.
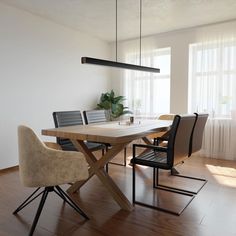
[142,136,153,145]
[69,140,134,211]
[67,167,94,194]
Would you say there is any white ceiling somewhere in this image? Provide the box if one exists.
[1,0,236,42]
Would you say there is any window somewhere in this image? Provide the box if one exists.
[189,40,236,118]
[124,47,171,118]
[188,37,236,160]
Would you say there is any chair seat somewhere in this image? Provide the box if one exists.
[61,141,106,152]
[85,141,106,151]
[132,150,168,169]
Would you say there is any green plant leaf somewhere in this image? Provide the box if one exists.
[110,90,115,100]
[114,96,125,103]
[97,89,132,120]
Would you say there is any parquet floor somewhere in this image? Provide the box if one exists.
[1,149,236,236]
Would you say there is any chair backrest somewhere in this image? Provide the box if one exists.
[83,109,107,124]
[189,113,209,155]
[18,125,89,188]
[18,125,47,187]
[167,114,196,167]
[52,110,83,149]
[158,114,175,120]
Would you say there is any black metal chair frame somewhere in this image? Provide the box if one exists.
[153,113,208,195]
[132,144,195,215]
[13,186,88,236]
[132,115,198,215]
[53,110,106,154]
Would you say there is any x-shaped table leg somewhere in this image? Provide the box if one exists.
[67,139,133,211]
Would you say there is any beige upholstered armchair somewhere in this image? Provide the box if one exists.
[13,125,89,236]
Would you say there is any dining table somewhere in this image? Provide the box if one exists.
[42,119,172,211]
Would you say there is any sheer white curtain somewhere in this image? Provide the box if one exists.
[189,34,236,160]
[122,47,171,118]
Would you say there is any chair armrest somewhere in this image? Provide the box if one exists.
[155,137,169,142]
[24,146,89,187]
[133,143,167,152]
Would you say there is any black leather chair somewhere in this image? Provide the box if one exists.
[189,113,209,156]
[154,113,209,185]
[53,110,106,153]
[157,113,209,193]
[132,114,197,215]
[83,109,107,124]
[83,109,127,169]
[170,113,208,193]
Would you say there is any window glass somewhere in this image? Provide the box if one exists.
[189,41,236,118]
[124,47,171,118]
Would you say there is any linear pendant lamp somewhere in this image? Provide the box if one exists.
[81,57,160,73]
[81,0,160,73]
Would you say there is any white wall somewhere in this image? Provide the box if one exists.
[111,20,236,114]
[0,2,111,169]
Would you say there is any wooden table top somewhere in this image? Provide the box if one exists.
[42,119,172,144]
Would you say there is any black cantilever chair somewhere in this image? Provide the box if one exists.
[132,114,197,215]
[83,109,107,124]
[155,113,209,194]
[53,110,106,153]
[173,113,209,193]
[190,113,209,156]
[83,109,127,169]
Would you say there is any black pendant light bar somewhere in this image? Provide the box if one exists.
[81,57,160,73]
[81,0,160,74]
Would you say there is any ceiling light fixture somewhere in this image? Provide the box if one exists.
[81,0,160,73]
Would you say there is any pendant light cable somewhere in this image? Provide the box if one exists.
[116,0,118,62]
[139,0,142,66]
[81,0,160,73]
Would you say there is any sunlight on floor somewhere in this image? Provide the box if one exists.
[206,164,236,188]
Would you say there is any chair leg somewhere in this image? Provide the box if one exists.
[169,172,207,194]
[153,168,158,188]
[54,187,67,201]
[124,147,127,166]
[133,165,194,215]
[105,164,109,173]
[153,167,207,195]
[13,187,43,214]
[29,187,49,236]
[153,168,194,195]
[14,186,88,235]
[132,161,136,204]
[105,146,109,173]
[55,186,89,219]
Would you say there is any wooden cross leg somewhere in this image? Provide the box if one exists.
[67,139,134,211]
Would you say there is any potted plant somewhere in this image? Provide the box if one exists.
[97,90,132,120]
